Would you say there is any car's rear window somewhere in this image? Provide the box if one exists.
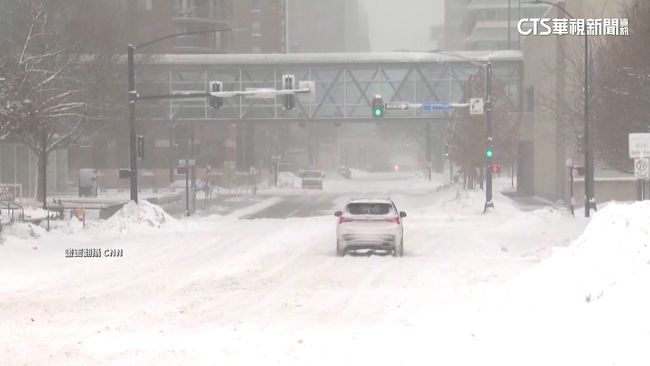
[303,171,321,178]
[346,203,393,215]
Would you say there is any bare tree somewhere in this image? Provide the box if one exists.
[534,0,646,174]
[590,0,650,172]
[0,0,131,208]
[449,70,519,184]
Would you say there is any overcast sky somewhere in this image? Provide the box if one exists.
[361,0,444,52]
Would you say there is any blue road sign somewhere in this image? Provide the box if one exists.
[422,103,451,112]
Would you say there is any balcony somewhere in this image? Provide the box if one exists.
[173,6,229,25]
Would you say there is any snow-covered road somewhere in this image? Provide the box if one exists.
[1,172,648,365]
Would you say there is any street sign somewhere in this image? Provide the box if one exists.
[179,159,196,166]
[244,87,276,99]
[385,102,409,111]
[470,98,484,115]
[634,158,649,180]
[298,81,316,102]
[421,103,450,112]
[629,133,650,158]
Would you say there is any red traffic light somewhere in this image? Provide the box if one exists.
[492,165,502,174]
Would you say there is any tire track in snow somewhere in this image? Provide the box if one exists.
[211,236,333,315]
[336,256,403,324]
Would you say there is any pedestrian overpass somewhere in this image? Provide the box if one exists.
[136,50,523,124]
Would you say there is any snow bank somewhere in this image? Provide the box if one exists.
[489,201,650,308]
[87,200,177,236]
[1,202,176,241]
[464,201,650,364]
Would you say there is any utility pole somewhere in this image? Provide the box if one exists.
[425,122,432,181]
[127,45,138,202]
[190,124,195,214]
[484,62,495,213]
[125,28,235,204]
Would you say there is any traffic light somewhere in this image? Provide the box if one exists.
[372,95,384,117]
[444,143,449,158]
[282,74,295,111]
[209,81,223,109]
[492,165,502,174]
[486,146,493,158]
[577,134,585,153]
[137,135,145,160]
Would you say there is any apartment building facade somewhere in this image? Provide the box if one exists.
[0,0,372,195]
[434,0,552,51]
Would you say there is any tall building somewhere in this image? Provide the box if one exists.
[287,0,370,53]
[120,0,235,53]
[231,0,287,53]
[434,0,553,51]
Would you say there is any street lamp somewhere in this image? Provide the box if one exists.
[430,50,494,213]
[526,0,594,217]
[127,28,233,203]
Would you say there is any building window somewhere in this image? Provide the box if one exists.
[137,0,153,11]
[526,87,535,112]
[479,9,497,21]
[251,0,261,11]
[251,22,261,36]
[252,46,261,53]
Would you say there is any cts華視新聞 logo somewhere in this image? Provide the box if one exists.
[517,18,629,36]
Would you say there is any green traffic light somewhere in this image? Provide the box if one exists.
[486,150,493,157]
[445,152,449,157]
[374,109,382,116]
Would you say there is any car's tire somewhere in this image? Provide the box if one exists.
[336,240,345,257]
[393,238,404,257]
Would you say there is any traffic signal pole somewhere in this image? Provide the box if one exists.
[127,45,138,203]
[483,62,495,213]
[425,122,432,181]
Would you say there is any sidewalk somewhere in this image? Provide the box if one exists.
[500,190,563,212]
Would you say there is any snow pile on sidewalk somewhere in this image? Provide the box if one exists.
[90,200,177,235]
[500,206,571,229]
[465,201,650,364]
[278,172,298,188]
[494,206,589,260]
[489,201,650,309]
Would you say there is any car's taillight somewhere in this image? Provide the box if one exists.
[339,217,354,224]
[385,217,400,224]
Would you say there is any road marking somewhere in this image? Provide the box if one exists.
[286,209,300,218]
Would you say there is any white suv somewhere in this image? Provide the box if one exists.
[334,198,406,257]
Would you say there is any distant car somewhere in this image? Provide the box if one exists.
[334,198,406,257]
[301,170,324,190]
[337,166,352,179]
